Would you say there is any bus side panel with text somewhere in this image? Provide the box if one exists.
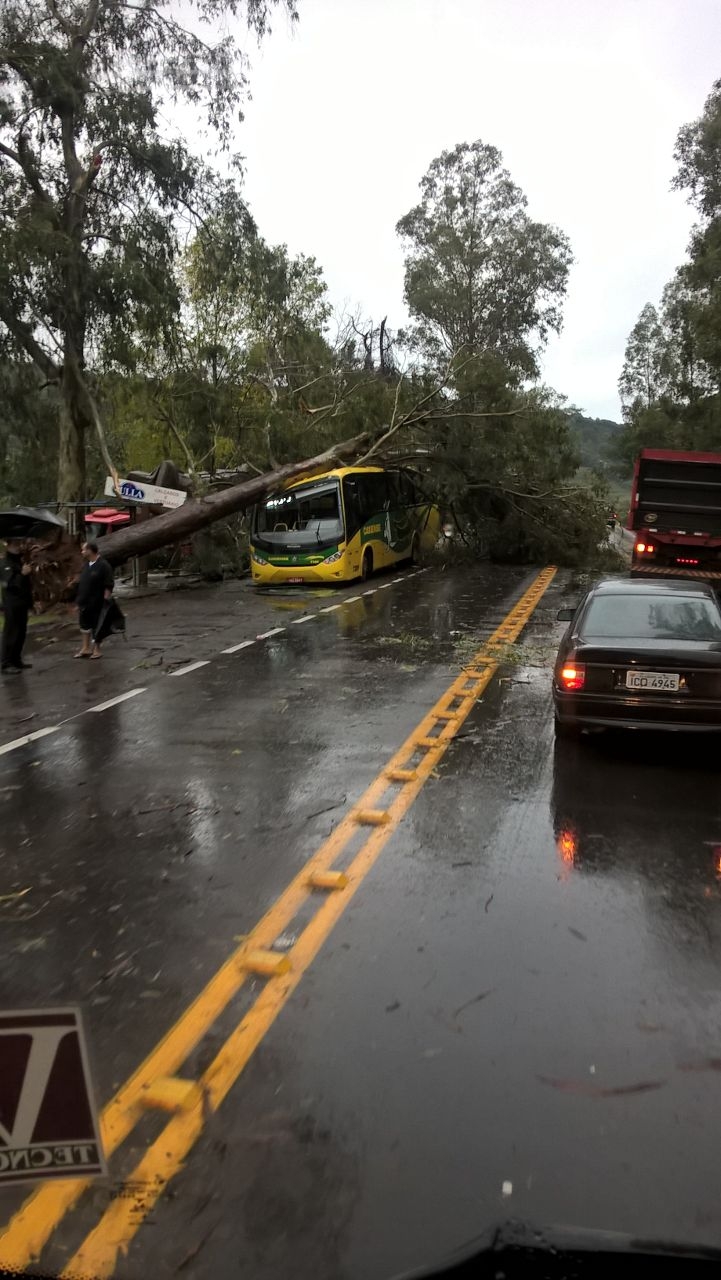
[250,466,440,585]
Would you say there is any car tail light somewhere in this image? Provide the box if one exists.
[635,542,646,553]
[560,663,585,691]
[557,828,577,865]
[676,557,699,566]
[635,541,655,554]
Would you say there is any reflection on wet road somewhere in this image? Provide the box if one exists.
[2,565,721,1278]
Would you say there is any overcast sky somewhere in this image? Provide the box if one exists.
[235,0,721,420]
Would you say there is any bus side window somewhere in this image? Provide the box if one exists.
[370,473,390,513]
[343,479,364,538]
[398,473,415,506]
[386,472,403,508]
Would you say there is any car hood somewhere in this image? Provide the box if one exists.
[392,1218,721,1277]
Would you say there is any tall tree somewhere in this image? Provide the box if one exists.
[0,0,296,504]
[674,79,721,220]
[672,79,721,393]
[618,303,670,414]
[660,272,710,407]
[396,140,572,375]
[136,195,334,475]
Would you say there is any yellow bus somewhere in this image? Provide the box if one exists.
[250,465,441,586]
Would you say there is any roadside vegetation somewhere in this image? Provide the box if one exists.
[615,80,721,461]
[3,3,712,575]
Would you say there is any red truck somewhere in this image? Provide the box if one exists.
[629,448,721,578]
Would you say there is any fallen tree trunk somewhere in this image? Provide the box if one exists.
[99,429,371,566]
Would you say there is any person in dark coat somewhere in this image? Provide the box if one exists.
[1,540,33,674]
[75,540,114,660]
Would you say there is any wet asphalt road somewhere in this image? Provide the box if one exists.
[2,564,721,1278]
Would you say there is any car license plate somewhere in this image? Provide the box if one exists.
[625,671,680,692]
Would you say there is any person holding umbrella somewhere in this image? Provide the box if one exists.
[1,539,33,674]
[75,540,115,660]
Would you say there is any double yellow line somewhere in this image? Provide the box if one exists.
[0,566,556,1280]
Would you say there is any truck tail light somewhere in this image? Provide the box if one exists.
[560,663,585,691]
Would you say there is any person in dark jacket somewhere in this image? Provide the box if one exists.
[75,540,114,660]
[1,540,33,674]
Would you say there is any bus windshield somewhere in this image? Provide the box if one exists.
[254,480,345,547]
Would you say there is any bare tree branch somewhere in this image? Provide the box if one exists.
[152,399,198,475]
[0,305,60,381]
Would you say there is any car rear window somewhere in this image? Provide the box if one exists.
[582,594,721,641]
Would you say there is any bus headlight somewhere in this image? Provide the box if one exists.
[252,551,268,565]
[324,548,344,563]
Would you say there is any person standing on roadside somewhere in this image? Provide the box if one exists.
[1,539,33,674]
[75,540,114,660]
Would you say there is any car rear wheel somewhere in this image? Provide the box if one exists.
[554,717,581,741]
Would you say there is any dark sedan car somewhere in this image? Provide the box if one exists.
[553,577,721,739]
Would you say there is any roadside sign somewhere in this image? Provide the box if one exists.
[104,476,187,509]
[0,1009,105,1185]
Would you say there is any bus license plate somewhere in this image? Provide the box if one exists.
[626,671,680,692]
[287,576,304,583]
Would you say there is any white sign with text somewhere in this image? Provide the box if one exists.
[104,477,187,508]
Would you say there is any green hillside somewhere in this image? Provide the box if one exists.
[568,413,622,470]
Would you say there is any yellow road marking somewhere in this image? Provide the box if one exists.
[0,567,556,1279]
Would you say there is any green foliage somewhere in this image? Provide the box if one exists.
[411,358,607,566]
[0,357,59,504]
[568,413,622,471]
[396,140,572,376]
[0,0,295,501]
[674,78,721,220]
[618,303,672,413]
[615,80,721,464]
[116,188,340,476]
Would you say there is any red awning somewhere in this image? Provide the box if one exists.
[85,508,131,527]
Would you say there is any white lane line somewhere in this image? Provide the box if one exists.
[0,562,418,755]
[169,660,210,678]
[0,726,60,757]
[87,688,146,712]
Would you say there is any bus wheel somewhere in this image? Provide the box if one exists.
[410,534,421,566]
[361,549,373,582]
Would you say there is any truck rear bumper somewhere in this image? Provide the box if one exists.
[630,564,721,581]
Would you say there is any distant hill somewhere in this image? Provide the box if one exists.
[568,413,622,471]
